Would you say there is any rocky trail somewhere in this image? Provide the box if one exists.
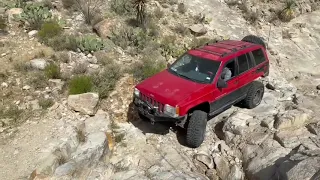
[1,0,320,180]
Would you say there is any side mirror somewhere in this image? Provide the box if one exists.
[167,63,171,69]
[217,78,228,88]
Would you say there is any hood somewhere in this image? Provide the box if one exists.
[135,70,208,105]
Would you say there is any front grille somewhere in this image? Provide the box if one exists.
[140,92,164,113]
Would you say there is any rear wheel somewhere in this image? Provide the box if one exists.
[243,81,265,109]
[186,110,207,148]
[242,35,266,49]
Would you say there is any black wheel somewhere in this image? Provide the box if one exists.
[186,110,208,148]
[241,35,266,49]
[243,81,264,109]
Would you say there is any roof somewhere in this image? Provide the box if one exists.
[188,40,258,62]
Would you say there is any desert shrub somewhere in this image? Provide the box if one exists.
[131,51,166,81]
[68,75,93,95]
[0,16,7,31]
[73,63,88,74]
[38,20,63,43]
[14,61,32,72]
[62,0,75,9]
[38,98,54,109]
[29,72,48,89]
[174,23,189,35]
[45,63,61,79]
[76,35,106,54]
[47,35,78,51]
[52,51,70,63]
[20,3,52,30]
[193,13,211,24]
[91,63,122,99]
[154,7,164,19]
[0,105,23,122]
[110,0,134,15]
[73,0,104,25]
[279,0,296,22]
[177,3,186,14]
[110,26,151,51]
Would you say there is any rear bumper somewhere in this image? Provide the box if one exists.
[133,97,186,123]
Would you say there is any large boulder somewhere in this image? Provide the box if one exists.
[93,19,114,39]
[285,157,320,180]
[29,58,48,70]
[71,132,109,167]
[274,108,314,130]
[67,93,99,115]
[274,127,315,148]
[244,139,291,180]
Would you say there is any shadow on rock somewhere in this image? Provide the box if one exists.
[126,102,173,135]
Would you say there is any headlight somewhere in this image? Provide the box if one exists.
[164,104,179,117]
[134,88,140,97]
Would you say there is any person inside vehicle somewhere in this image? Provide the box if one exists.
[221,67,232,81]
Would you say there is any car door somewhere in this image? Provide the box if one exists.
[236,52,255,97]
[210,58,240,113]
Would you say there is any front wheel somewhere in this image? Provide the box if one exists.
[243,81,265,109]
[186,110,208,148]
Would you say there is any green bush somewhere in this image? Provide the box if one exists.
[45,63,61,79]
[110,0,134,15]
[20,3,52,30]
[29,72,48,89]
[47,35,78,51]
[110,26,151,51]
[68,75,93,95]
[0,16,7,31]
[91,63,122,99]
[0,105,23,122]
[38,98,54,109]
[76,35,106,54]
[38,21,63,43]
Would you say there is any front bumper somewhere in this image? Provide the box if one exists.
[133,97,186,124]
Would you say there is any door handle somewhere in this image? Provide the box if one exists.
[234,80,239,84]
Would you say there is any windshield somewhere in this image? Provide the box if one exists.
[168,53,221,84]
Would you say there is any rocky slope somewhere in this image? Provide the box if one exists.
[0,0,320,180]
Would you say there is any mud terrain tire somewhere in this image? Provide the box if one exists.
[186,110,207,148]
[242,35,266,49]
[243,81,265,109]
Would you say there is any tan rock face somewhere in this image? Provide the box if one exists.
[5,8,23,24]
[67,93,99,115]
[93,19,114,39]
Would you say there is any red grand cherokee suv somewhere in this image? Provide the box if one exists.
[133,35,269,148]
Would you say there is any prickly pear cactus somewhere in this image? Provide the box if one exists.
[76,35,106,54]
[20,3,52,30]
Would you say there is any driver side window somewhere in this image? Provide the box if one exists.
[220,59,236,82]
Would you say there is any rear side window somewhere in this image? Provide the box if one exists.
[252,49,266,65]
[237,54,249,74]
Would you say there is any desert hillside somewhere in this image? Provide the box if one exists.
[0,0,320,179]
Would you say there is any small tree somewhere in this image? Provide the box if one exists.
[74,0,103,25]
[133,0,147,27]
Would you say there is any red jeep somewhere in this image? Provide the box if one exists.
[133,35,269,148]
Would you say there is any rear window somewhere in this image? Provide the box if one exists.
[251,48,266,65]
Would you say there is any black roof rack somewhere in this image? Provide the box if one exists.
[194,48,230,57]
[206,44,238,52]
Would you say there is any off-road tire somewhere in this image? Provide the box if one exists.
[243,81,265,109]
[186,110,207,148]
[242,35,266,49]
